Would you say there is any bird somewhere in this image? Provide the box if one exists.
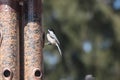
[46,29,62,56]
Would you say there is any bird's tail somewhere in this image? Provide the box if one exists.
[56,43,62,56]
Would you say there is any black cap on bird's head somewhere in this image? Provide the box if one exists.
[48,28,55,33]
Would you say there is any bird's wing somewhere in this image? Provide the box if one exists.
[56,43,62,56]
[50,32,60,44]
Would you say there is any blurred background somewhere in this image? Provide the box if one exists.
[42,0,120,80]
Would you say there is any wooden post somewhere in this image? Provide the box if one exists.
[0,0,19,80]
[22,0,44,80]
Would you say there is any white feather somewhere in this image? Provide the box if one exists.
[48,29,60,44]
[56,43,62,56]
[47,29,62,56]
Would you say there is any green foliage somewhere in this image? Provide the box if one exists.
[43,0,120,80]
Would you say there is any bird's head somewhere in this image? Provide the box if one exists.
[48,28,55,33]
[48,29,50,33]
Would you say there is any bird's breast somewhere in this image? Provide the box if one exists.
[47,34,56,44]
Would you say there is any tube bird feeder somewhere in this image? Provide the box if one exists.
[22,0,44,80]
[0,0,19,80]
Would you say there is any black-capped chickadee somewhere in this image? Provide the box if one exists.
[46,29,62,56]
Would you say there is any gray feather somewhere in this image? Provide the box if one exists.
[56,43,62,56]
